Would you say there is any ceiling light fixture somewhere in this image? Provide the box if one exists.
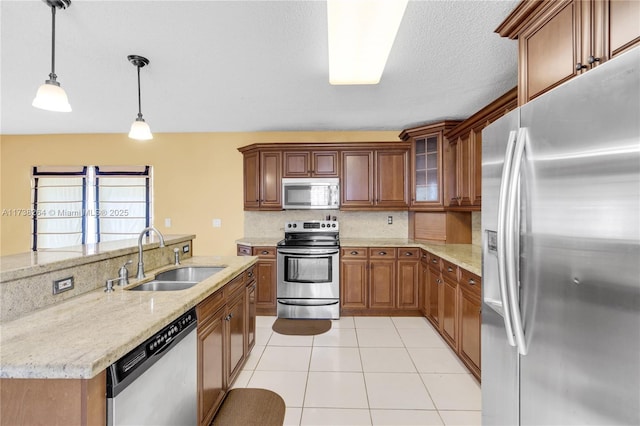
[32,0,72,112]
[127,55,153,141]
[327,0,408,85]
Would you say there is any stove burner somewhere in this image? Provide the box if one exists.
[280,220,340,248]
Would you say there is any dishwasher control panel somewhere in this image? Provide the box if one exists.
[107,308,197,396]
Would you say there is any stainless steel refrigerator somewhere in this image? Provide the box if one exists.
[481,46,640,425]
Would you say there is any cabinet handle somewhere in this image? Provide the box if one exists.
[447,267,453,272]
[576,62,588,70]
[588,55,600,65]
[432,259,438,264]
[404,252,413,256]
[350,251,359,255]
[436,279,442,284]
[261,250,269,255]
[469,278,476,285]
[378,251,387,256]
[248,272,254,278]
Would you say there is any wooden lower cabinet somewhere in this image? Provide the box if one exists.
[197,267,256,426]
[397,248,420,309]
[237,245,277,315]
[246,279,256,353]
[369,248,397,309]
[441,274,458,349]
[0,371,106,426]
[225,289,246,387]
[421,251,481,381]
[458,269,481,379]
[340,247,421,315]
[197,304,226,426]
[340,248,368,309]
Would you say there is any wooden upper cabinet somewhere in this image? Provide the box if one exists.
[341,146,410,210]
[399,121,460,211]
[444,88,517,211]
[240,142,406,211]
[242,150,260,210]
[238,147,281,210]
[341,150,375,208]
[497,0,640,105]
[283,150,339,178]
[259,151,282,210]
[605,0,640,57]
[376,149,409,208]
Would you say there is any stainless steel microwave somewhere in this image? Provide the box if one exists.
[281,178,340,210]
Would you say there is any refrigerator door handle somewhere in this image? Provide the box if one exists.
[506,127,528,356]
[495,130,518,347]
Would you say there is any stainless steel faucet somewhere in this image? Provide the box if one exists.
[136,226,166,279]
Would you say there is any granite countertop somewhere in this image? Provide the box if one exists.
[236,237,282,247]
[0,234,195,282]
[0,255,257,380]
[236,237,481,276]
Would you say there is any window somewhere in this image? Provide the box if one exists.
[31,166,152,250]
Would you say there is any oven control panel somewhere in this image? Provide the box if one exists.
[285,220,339,232]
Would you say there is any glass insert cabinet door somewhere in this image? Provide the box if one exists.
[413,134,440,204]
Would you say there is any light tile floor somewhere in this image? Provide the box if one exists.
[232,316,481,426]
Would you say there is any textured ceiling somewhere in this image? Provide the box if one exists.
[0,0,519,135]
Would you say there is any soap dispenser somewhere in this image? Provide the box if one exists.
[119,260,132,285]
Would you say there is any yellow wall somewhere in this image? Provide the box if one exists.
[0,131,400,256]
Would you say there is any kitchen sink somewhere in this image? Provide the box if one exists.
[127,266,225,291]
[154,266,225,282]
[128,280,200,292]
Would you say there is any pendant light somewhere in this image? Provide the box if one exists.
[32,0,72,112]
[128,55,153,141]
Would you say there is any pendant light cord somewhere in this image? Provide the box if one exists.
[50,5,57,81]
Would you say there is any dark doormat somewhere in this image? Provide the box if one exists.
[211,388,285,426]
[272,318,332,336]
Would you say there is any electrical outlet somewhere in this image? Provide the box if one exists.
[53,276,74,295]
[164,218,172,228]
[212,219,222,228]
[387,216,393,225]
[182,244,190,253]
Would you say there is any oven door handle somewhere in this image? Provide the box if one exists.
[278,300,340,306]
[277,249,340,256]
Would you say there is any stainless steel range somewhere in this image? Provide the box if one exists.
[277,220,340,319]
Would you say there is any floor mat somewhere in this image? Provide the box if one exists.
[272,318,332,335]
[211,388,285,426]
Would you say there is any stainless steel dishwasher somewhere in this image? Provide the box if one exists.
[107,308,197,426]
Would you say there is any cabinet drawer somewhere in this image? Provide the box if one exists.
[420,249,429,263]
[398,248,420,259]
[223,274,245,299]
[245,265,256,282]
[252,247,276,258]
[428,252,441,270]
[459,269,481,297]
[368,247,397,259]
[237,244,251,256]
[197,290,225,322]
[442,260,459,281]
[341,247,367,258]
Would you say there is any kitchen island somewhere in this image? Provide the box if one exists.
[0,250,257,425]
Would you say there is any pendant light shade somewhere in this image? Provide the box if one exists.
[129,118,153,140]
[33,80,71,112]
[33,0,72,112]
[128,55,153,141]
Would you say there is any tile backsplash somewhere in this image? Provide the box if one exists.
[472,211,481,246]
[244,210,409,239]
[245,210,481,244]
